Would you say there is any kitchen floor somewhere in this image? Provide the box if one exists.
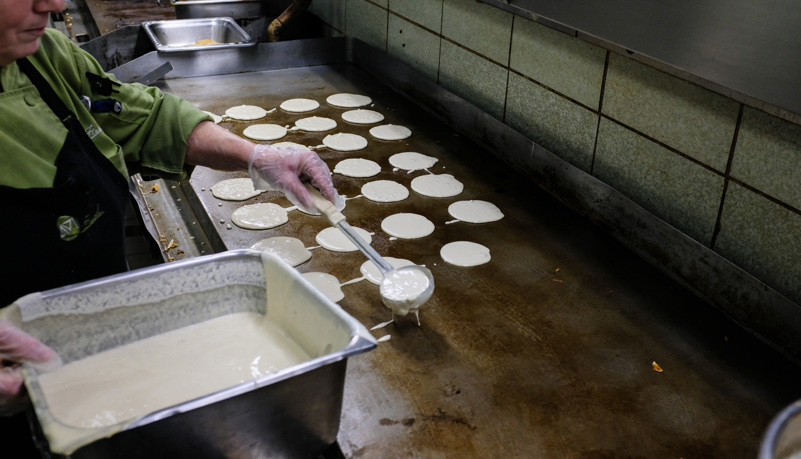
[77,3,801,458]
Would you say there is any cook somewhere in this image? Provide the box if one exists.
[0,0,343,454]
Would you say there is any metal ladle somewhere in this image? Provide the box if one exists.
[305,185,435,319]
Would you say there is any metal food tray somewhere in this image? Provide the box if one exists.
[142,17,254,52]
[8,250,375,458]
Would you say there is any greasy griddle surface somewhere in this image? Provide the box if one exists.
[173,64,509,287]
[156,64,793,457]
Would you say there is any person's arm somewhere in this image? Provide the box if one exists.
[184,120,252,171]
[0,321,56,416]
[39,31,342,211]
[184,121,343,213]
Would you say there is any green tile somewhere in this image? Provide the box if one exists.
[594,118,724,245]
[505,73,598,172]
[510,18,606,110]
[442,0,512,65]
[387,15,441,82]
[603,53,739,173]
[439,41,507,120]
[310,0,345,32]
[388,0,442,32]
[715,182,801,303]
[346,0,388,52]
[731,107,801,211]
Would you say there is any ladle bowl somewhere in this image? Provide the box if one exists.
[304,184,435,316]
[378,265,435,316]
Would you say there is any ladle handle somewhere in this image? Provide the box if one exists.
[305,183,345,225]
[305,184,393,274]
[337,221,393,274]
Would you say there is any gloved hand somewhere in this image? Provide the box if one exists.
[248,144,344,214]
[0,320,56,416]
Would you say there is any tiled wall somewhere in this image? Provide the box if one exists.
[310,0,801,307]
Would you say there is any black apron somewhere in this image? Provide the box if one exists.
[0,58,131,458]
[0,58,129,307]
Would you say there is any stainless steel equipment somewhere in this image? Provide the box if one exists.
[76,35,801,456]
[171,0,270,19]
[142,17,254,52]
[8,250,375,458]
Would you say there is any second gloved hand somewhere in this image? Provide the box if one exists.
[0,320,57,416]
[248,144,344,214]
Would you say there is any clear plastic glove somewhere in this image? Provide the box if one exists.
[248,144,344,214]
[0,320,56,416]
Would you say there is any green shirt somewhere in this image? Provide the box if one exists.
[0,29,210,189]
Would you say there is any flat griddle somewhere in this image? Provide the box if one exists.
[178,64,509,277]
[119,38,798,457]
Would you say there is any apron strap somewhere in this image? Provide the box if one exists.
[16,56,128,190]
[17,57,77,125]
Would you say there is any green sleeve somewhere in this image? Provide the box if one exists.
[39,30,211,180]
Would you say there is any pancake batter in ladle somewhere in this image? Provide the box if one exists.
[305,185,434,323]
